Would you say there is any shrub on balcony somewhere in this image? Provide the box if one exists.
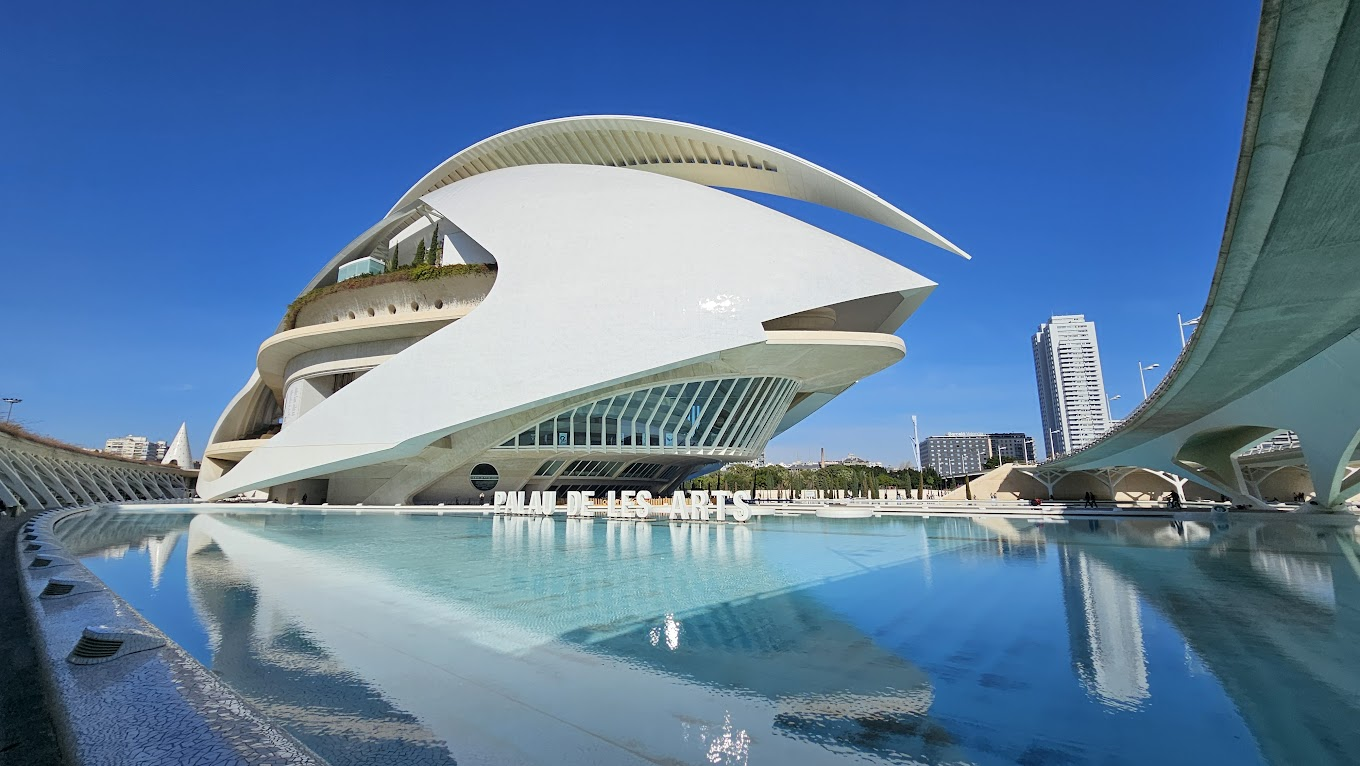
[282,263,497,330]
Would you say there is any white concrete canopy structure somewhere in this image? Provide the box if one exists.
[1044,0,1360,508]
[0,428,193,509]
[387,115,970,259]
[199,117,967,504]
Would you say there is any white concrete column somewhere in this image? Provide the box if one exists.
[6,453,62,509]
[51,460,99,505]
[0,474,21,508]
[34,460,79,506]
[0,455,50,510]
[89,467,126,502]
[71,463,114,503]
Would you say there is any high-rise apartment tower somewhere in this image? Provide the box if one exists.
[1033,314,1112,458]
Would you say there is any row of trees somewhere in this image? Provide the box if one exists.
[681,463,951,499]
[388,223,445,271]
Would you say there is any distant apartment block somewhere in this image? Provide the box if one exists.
[103,435,167,462]
[1240,430,1301,456]
[921,433,990,477]
[922,432,1036,477]
[1033,314,1112,458]
[988,432,1037,464]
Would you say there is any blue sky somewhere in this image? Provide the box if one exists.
[0,1,1260,466]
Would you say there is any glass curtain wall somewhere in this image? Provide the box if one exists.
[496,376,798,457]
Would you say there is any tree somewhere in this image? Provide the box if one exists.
[429,223,441,265]
[414,238,427,267]
[389,243,400,272]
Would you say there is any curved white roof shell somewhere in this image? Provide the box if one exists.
[199,164,935,499]
[388,115,970,259]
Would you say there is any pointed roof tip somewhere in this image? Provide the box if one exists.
[162,422,194,467]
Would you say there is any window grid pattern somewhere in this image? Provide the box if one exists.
[535,460,567,477]
[494,376,799,458]
[561,460,624,478]
[619,462,666,480]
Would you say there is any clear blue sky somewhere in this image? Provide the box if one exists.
[0,1,1260,466]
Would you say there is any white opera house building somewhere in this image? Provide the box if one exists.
[198,116,967,505]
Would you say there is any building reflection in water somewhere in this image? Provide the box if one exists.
[170,512,959,764]
[55,508,1360,766]
[1058,547,1150,710]
[1048,517,1360,766]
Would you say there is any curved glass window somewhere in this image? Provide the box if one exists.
[496,376,798,457]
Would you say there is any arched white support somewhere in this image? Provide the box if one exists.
[1016,468,1066,499]
[32,459,79,506]
[6,454,61,509]
[0,475,21,508]
[1295,423,1360,508]
[89,467,124,502]
[40,459,81,506]
[1089,467,1141,501]
[0,455,46,509]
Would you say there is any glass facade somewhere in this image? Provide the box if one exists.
[496,376,799,458]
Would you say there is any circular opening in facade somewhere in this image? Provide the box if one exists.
[434,299,444,310]
[347,311,356,320]
[410,302,420,312]
[470,464,498,491]
[366,307,375,317]
[332,315,339,322]
[387,304,397,314]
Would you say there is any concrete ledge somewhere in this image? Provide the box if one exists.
[16,504,325,766]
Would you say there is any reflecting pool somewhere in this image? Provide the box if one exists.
[59,508,1360,765]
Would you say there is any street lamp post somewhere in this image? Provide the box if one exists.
[2,398,20,423]
[1048,428,1063,459]
[1178,313,1201,348]
[1138,362,1161,400]
[911,415,925,501]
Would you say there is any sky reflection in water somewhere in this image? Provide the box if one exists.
[64,508,1360,766]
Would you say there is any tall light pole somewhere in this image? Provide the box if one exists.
[2,398,20,423]
[1107,393,1121,423]
[911,415,924,500]
[1138,362,1160,400]
[1178,313,1201,348]
[1048,427,1063,459]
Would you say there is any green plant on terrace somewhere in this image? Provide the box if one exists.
[281,263,497,330]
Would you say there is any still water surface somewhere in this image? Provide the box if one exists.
[58,508,1360,765]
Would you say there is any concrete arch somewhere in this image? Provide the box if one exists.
[1170,425,1281,506]
[387,115,971,259]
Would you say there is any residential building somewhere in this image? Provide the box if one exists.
[1240,430,1301,456]
[921,433,990,477]
[103,435,167,462]
[988,432,1036,464]
[196,116,969,504]
[1033,314,1112,459]
[840,453,885,469]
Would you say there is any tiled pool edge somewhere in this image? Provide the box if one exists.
[16,504,327,766]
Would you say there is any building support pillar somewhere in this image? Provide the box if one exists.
[0,456,45,510]
[33,460,79,507]
[90,467,126,502]
[1294,423,1360,509]
[51,460,99,506]
[4,453,62,509]
[0,474,21,509]
[1016,468,1065,499]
